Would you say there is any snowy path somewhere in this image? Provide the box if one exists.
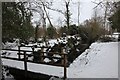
[2,42,119,78]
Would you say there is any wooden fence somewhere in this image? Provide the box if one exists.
[2,45,67,79]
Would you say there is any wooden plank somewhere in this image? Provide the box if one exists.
[40,52,67,55]
[2,56,24,61]
[2,49,33,52]
[4,52,63,60]
[2,49,67,55]
[19,45,48,48]
[42,55,63,60]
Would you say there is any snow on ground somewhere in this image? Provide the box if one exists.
[68,42,118,78]
[2,42,119,78]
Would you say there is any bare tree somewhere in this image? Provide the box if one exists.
[40,0,54,28]
[65,0,71,30]
[24,0,54,45]
[44,0,72,35]
[34,21,41,42]
[19,0,73,37]
[92,0,114,34]
[78,1,80,26]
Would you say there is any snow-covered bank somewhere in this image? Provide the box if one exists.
[68,42,118,78]
[2,42,119,78]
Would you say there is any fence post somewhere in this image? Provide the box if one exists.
[40,47,44,62]
[64,54,67,80]
[61,48,64,65]
[61,48,67,80]
[24,51,27,78]
[18,46,21,59]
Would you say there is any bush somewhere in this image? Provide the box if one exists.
[99,36,113,42]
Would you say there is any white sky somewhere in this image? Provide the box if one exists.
[32,0,97,27]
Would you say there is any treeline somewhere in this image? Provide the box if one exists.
[2,1,120,43]
[37,16,107,44]
[37,1,120,43]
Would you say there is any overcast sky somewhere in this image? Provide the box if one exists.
[32,0,98,27]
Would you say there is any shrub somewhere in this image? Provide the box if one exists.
[99,36,113,42]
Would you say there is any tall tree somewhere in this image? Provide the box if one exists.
[27,0,54,44]
[44,0,72,35]
[108,1,120,32]
[2,2,34,41]
[77,1,80,26]
[65,0,71,32]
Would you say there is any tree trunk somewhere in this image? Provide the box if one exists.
[35,25,38,42]
[66,2,70,35]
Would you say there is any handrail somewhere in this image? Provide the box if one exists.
[2,49,67,55]
[19,45,49,48]
[2,49,33,52]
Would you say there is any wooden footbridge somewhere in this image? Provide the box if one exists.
[2,45,67,80]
